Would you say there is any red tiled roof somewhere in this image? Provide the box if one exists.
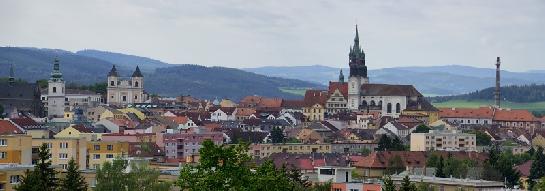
[303,90,328,107]
[439,107,494,119]
[493,109,536,122]
[168,116,189,124]
[10,117,39,128]
[281,100,305,108]
[258,98,283,108]
[72,124,94,133]
[0,120,24,135]
[515,160,533,178]
[360,84,422,97]
[328,82,348,99]
[235,108,256,117]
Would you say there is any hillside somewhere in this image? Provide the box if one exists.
[76,49,170,72]
[0,47,322,100]
[431,84,545,103]
[244,65,545,96]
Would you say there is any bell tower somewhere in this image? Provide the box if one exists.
[348,25,369,110]
[47,58,66,118]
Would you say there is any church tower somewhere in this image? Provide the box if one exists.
[47,58,66,118]
[347,25,369,110]
[338,69,345,83]
[131,66,144,103]
[8,64,15,86]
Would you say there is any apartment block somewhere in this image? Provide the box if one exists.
[0,164,34,191]
[87,141,129,170]
[410,130,476,152]
[32,138,88,170]
[250,143,333,158]
[0,134,32,165]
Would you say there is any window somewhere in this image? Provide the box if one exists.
[94,145,101,150]
[395,103,401,113]
[46,143,52,148]
[60,142,68,148]
[319,169,335,175]
[93,154,101,159]
[387,103,392,113]
[106,154,114,159]
[134,95,138,100]
[93,164,100,169]
[10,175,20,184]
[0,152,6,159]
[122,96,127,102]
[135,81,139,87]
[107,145,113,150]
[61,164,68,170]
[110,81,115,86]
[0,139,6,146]
[53,87,57,93]
[59,153,68,159]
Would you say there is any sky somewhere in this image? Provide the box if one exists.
[1,0,544,71]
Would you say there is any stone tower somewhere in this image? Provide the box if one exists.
[348,25,369,110]
[338,69,345,83]
[106,65,145,105]
[47,58,66,118]
[495,57,501,108]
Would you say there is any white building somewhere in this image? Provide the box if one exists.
[210,107,237,121]
[106,65,147,105]
[383,121,413,138]
[46,58,66,118]
[410,130,477,152]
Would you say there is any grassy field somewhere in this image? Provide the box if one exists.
[279,87,309,96]
[432,99,545,112]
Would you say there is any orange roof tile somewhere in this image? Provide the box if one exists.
[439,107,494,119]
[0,120,24,135]
[493,109,537,122]
[303,90,328,107]
[328,82,348,99]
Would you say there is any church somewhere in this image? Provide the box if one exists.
[0,64,43,117]
[329,26,438,121]
[106,65,148,105]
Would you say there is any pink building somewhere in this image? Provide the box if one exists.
[163,128,224,163]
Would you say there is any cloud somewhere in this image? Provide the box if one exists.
[0,0,543,71]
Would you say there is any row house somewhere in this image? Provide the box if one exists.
[163,129,224,163]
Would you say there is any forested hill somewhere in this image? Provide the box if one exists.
[0,47,322,100]
[431,84,545,103]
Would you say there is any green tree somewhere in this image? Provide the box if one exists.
[412,125,431,133]
[16,143,57,191]
[400,175,417,191]
[36,79,48,89]
[59,158,87,191]
[386,155,405,175]
[435,156,446,178]
[426,153,439,168]
[382,175,396,191]
[474,131,492,146]
[270,127,285,143]
[529,147,545,189]
[360,148,371,156]
[94,158,128,191]
[126,162,171,191]
[377,135,405,151]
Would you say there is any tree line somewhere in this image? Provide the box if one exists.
[431,84,545,103]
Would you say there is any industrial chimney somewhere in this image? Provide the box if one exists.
[495,57,501,108]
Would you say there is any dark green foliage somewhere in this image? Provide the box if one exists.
[400,175,417,191]
[177,140,322,191]
[0,104,4,118]
[94,159,128,191]
[377,135,405,151]
[385,155,405,175]
[126,163,171,191]
[435,156,446,178]
[16,143,57,191]
[482,147,521,188]
[529,147,545,189]
[412,125,431,133]
[94,159,169,191]
[426,153,439,168]
[59,158,88,191]
[270,127,285,143]
[467,130,492,146]
[382,175,396,191]
[432,84,545,103]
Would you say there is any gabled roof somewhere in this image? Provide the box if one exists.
[328,82,348,99]
[281,100,305,109]
[131,66,143,77]
[0,120,24,135]
[303,90,328,107]
[515,160,533,178]
[494,109,536,122]
[360,84,422,97]
[439,107,494,119]
[209,107,237,115]
[10,117,40,129]
[353,151,487,169]
[71,124,94,133]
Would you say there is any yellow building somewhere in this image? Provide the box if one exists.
[26,129,51,139]
[410,130,476,152]
[87,141,129,170]
[402,110,440,125]
[249,143,332,158]
[64,111,75,121]
[0,134,32,165]
[32,138,87,170]
[303,104,325,122]
[54,125,104,141]
[0,164,35,191]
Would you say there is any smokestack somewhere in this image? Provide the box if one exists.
[495,57,501,108]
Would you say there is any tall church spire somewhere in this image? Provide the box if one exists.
[50,57,63,82]
[354,24,360,47]
[348,25,367,78]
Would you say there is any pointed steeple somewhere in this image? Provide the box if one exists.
[354,24,360,46]
[338,69,345,83]
[50,57,63,81]
[132,66,143,77]
[8,63,15,85]
[108,65,119,77]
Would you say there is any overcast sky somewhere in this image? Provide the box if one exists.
[1,0,544,71]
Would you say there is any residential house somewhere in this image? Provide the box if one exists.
[0,164,35,191]
[163,128,224,163]
[439,107,494,125]
[32,138,87,170]
[209,107,237,121]
[249,143,333,158]
[493,108,539,129]
[383,121,413,138]
[326,82,348,114]
[302,90,328,122]
[87,141,129,169]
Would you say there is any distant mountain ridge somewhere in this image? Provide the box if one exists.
[0,47,321,100]
[243,65,545,96]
